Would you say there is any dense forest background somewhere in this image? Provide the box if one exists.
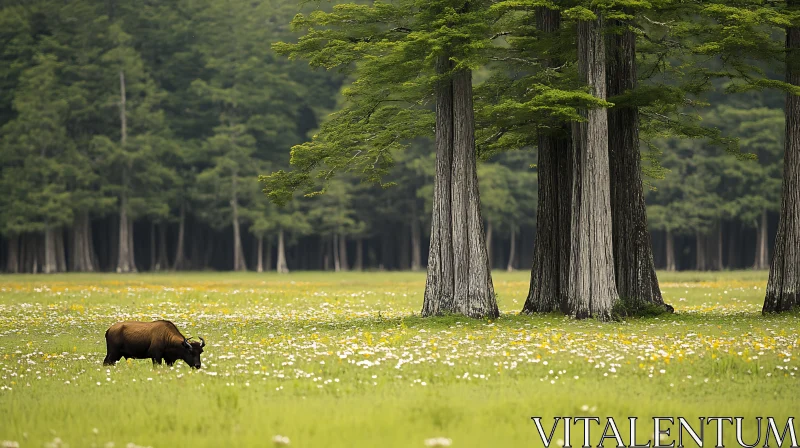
[0,0,785,274]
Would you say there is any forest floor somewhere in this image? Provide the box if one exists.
[0,271,798,448]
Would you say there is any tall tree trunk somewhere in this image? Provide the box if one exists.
[566,12,619,320]
[230,174,247,272]
[665,229,676,272]
[6,234,19,274]
[606,16,664,308]
[339,233,349,271]
[116,71,135,273]
[355,238,364,271]
[507,225,516,272]
[695,232,706,271]
[765,12,800,312]
[43,227,57,274]
[276,229,289,274]
[333,234,341,272]
[173,203,186,270]
[523,7,573,315]
[754,209,769,269]
[422,58,498,318]
[256,236,264,273]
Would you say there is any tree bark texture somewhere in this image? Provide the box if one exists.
[422,56,498,318]
[71,212,96,272]
[523,7,573,315]
[606,19,664,307]
[764,16,800,313]
[566,13,619,320]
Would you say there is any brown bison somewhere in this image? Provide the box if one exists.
[103,320,205,368]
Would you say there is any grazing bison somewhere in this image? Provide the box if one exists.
[103,320,205,368]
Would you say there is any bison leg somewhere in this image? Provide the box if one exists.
[103,352,122,366]
[104,340,122,366]
[151,356,163,366]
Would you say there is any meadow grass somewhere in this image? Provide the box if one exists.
[0,270,798,448]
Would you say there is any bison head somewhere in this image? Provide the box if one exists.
[181,337,205,369]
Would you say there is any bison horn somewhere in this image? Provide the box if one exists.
[199,337,205,348]
[182,338,191,349]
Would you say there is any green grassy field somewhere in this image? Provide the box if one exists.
[0,271,798,448]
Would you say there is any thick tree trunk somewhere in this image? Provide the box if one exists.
[422,59,498,318]
[606,18,664,307]
[230,175,247,272]
[695,232,706,271]
[276,229,289,274]
[116,71,136,274]
[423,55,457,314]
[173,204,186,270]
[764,16,800,313]
[665,229,676,272]
[566,12,619,320]
[355,238,364,271]
[339,233,349,271]
[523,7,573,315]
[754,209,769,269]
[507,226,516,272]
[257,236,264,273]
[6,234,19,273]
